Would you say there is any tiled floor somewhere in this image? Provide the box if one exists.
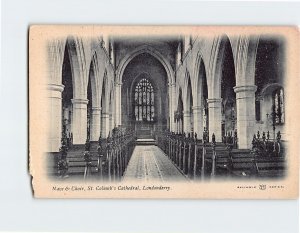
[123,145,187,182]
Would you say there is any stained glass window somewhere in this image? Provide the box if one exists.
[273,88,284,124]
[134,78,154,122]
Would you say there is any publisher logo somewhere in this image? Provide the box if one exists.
[259,184,267,190]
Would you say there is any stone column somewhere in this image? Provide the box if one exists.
[101,112,110,137]
[90,107,101,141]
[183,111,191,133]
[207,98,222,142]
[234,85,257,149]
[115,82,122,127]
[71,98,88,144]
[192,106,203,138]
[47,84,64,152]
[168,83,177,132]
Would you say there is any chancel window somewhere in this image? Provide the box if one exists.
[273,88,284,124]
[134,78,155,122]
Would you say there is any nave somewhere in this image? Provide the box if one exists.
[47,33,287,181]
[123,145,187,182]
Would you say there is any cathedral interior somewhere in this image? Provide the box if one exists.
[47,34,286,181]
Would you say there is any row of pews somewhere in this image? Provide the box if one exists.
[156,130,286,179]
[48,127,285,180]
[50,127,135,180]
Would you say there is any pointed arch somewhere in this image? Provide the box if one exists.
[181,70,194,133]
[100,70,110,137]
[119,49,170,132]
[65,36,87,99]
[88,52,101,108]
[235,35,260,86]
[193,54,209,136]
[116,45,175,85]
[209,35,236,99]
[194,53,209,107]
[182,69,193,112]
[100,70,108,114]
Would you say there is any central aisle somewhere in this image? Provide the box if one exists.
[123,145,188,182]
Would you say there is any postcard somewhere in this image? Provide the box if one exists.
[29,25,299,198]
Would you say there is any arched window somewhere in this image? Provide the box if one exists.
[134,78,154,122]
[273,88,284,124]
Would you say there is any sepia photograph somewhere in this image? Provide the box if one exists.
[29,25,299,198]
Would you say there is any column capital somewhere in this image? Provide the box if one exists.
[192,106,203,111]
[71,98,89,105]
[233,85,257,93]
[207,98,222,104]
[47,83,64,92]
[92,106,102,111]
